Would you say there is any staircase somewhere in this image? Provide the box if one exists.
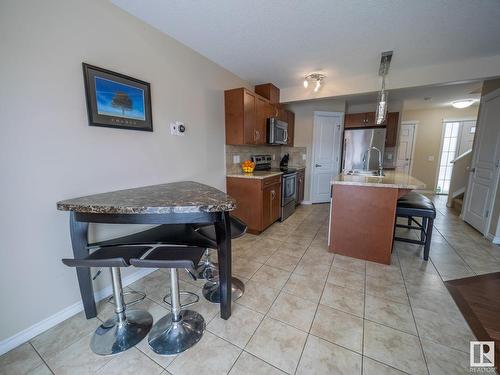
[446,150,472,215]
[452,194,464,214]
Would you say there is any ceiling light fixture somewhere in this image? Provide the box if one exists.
[452,99,476,109]
[303,73,325,92]
[375,51,393,125]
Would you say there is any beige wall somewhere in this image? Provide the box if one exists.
[0,0,246,345]
[401,106,479,191]
[285,99,346,201]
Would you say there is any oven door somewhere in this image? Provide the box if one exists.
[282,173,297,206]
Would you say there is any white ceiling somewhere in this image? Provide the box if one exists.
[341,80,483,110]
[113,0,500,93]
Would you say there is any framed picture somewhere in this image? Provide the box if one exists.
[82,63,153,131]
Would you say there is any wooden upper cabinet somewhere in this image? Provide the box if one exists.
[255,83,280,104]
[385,112,399,147]
[255,96,272,145]
[225,88,262,145]
[286,110,295,146]
[344,113,368,128]
[365,112,376,126]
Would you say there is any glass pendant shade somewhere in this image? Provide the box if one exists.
[375,90,388,125]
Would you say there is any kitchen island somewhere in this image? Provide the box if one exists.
[329,172,425,264]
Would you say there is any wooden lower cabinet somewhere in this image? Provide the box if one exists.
[296,168,305,206]
[227,176,281,234]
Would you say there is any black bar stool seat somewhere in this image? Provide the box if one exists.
[62,246,153,356]
[394,192,436,261]
[193,216,247,303]
[130,246,206,355]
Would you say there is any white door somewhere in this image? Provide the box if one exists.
[396,123,416,174]
[463,89,500,233]
[457,120,477,156]
[311,112,343,203]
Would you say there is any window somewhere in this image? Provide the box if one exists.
[436,120,476,194]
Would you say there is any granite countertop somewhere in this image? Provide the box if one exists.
[57,181,236,214]
[331,171,426,190]
[226,170,283,180]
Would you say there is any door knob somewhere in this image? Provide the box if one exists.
[315,164,322,167]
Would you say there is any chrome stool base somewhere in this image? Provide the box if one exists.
[91,309,153,356]
[202,277,245,303]
[148,310,205,355]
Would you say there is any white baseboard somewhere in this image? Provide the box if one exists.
[300,200,313,205]
[486,232,500,245]
[0,268,156,356]
[413,189,435,194]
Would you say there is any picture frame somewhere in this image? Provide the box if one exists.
[82,63,153,131]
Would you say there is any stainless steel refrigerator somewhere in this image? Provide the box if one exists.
[342,128,386,172]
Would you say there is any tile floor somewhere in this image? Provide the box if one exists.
[1,196,499,374]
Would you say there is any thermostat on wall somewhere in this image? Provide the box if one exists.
[170,121,186,136]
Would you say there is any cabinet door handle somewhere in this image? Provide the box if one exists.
[315,164,322,167]
[271,190,275,200]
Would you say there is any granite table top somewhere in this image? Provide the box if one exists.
[331,171,426,190]
[57,181,236,214]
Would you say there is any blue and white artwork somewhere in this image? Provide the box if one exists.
[94,77,145,120]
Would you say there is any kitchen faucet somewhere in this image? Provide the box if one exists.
[364,147,384,176]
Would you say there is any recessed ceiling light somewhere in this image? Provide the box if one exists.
[452,99,476,109]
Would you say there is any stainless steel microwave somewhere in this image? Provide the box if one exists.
[267,118,288,145]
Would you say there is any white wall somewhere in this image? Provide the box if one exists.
[0,0,246,344]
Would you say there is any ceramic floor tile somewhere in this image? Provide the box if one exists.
[363,320,427,375]
[26,364,53,375]
[0,343,43,375]
[250,265,291,290]
[294,256,331,279]
[229,351,286,375]
[45,333,113,375]
[362,357,408,374]
[310,305,363,353]
[207,304,264,348]
[95,348,163,375]
[277,242,308,258]
[232,258,263,279]
[412,307,476,353]
[31,312,99,360]
[365,261,404,283]
[268,291,318,331]
[296,335,362,375]
[364,294,417,335]
[246,317,307,374]
[236,280,280,314]
[283,273,326,303]
[332,254,366,274]
[320,283,364,317]
[167,331,240,375]
[265,252,301,272]
[422,339,469,375]
[327,266,365,292]
[366,276,409,305]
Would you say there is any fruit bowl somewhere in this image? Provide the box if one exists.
[241,160,255,173]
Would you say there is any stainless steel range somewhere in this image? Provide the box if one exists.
[251,154,297,221]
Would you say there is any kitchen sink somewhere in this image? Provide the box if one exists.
[345,170,385,177]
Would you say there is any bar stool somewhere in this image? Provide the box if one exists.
[194,216,247,303]
[130,246,206,355]
[394,192,436,261]
[62,246,153,355]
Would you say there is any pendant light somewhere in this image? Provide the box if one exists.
[375,51,393,125]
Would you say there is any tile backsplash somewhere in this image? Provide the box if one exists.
[226,145,307,173]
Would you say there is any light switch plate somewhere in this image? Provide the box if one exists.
[302,154,306,160]
[233,155,240,164]
[428,155,434,161]
[387,153,393,160]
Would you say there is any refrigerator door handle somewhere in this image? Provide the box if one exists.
[342,138,347,172]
